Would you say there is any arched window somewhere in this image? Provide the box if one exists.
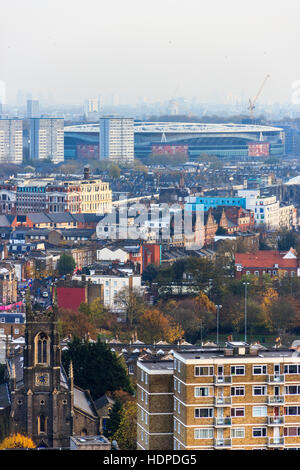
[80,428,87,436]
[38,415,47,434]
[35,333,50,365]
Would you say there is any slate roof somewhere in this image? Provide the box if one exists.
[0,383,10,410]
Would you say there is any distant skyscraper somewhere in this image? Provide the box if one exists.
[84,98,99,117]
[27,99,40,118]
[0,118,23,164]
[99,116,134,163]
[29,117,64,164]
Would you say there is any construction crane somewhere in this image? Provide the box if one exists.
[248,74,270,121]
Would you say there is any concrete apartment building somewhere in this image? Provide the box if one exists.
[99,116,134,163]
[29,117,64,164]
[0,118,23,164]
[137,343,300,450]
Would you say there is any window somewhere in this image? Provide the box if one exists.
[194,366,213,376]
[231,428,245,438]
[253,365,267,375]
[285,407,300,416]
[174,378,177,391]
[35,333,49,365]
[177,381,181,393]
[284,427,300,437]
[231,408,245,417]
[194,387,209,397]
[145,373,148,385]
[194,428,214,439]
[253,428,267,437]
[284,365,300,374]
[253,386,267,396]
[38,415,47,434]
[128,364,134,375]
[285,386,300,395]
[231,366,245,375]
[195,408,213,418]
[231,386,245,396]
[253,406,267,417]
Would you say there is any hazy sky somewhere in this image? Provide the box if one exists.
[1,0,300,106]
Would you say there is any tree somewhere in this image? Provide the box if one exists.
[138,308,183,344]
[0,433,36,449]
[109,164,121,179]
[114,288,145,328]
[104,398,124,440]
[113,401,137,450]
[267,296,300,334]
[58,308,97,340]
[57,253,76,276]
[62,337,133,400]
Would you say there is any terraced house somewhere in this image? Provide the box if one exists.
[137,342,300,450]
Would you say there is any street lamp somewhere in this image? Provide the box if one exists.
[243,282,250,343]
[216,305,222,346]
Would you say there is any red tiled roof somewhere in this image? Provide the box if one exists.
[235,251,298,269]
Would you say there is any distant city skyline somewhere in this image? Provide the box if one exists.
[1,0,300,107]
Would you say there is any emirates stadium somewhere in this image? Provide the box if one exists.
[64,122,285,161]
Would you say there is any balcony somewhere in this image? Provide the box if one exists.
[214,417,232,427]
[268,375,284,384]
[268,416,284,426]
[214,397,232,406]
[214,438,232,449]
[214,376,232,385]
[268,396,284,405]
[268,437,284,447]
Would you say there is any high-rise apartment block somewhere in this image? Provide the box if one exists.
[26,99,40,118]
[29,117,64,164]
[0,118,23,164]
[99,117,134,163]
[137,342,300,450]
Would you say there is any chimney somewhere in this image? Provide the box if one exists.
[83,166,90,180]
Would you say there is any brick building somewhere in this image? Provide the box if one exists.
[137,342,300,450]
[137,360,174,450]
[235,249,299,279]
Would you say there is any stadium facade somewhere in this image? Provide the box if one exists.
[64,122,285,161]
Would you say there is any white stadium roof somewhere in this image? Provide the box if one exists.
[64,122,283,134]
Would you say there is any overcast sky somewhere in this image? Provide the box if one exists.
[1,0,300,106]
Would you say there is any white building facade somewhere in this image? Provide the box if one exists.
[0,118,23,164]
[99,117,134,163]
[29,117,64,164]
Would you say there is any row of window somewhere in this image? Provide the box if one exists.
[194,427,267,439]
[193,364,300,376]
[194,385,285,397]
[174,405,300,418]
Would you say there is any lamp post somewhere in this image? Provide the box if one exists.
[243,282,250,343]
[216,305,222,346]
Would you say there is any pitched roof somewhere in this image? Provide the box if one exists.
[235,250,298,269]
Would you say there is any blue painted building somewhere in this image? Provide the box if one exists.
[185,196,247,212]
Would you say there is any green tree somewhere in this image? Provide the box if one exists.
[109,164,121,179]
[57,253,76,276]
[113,401,137,450]
[104,399,123,440]
[62,337,133,400]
